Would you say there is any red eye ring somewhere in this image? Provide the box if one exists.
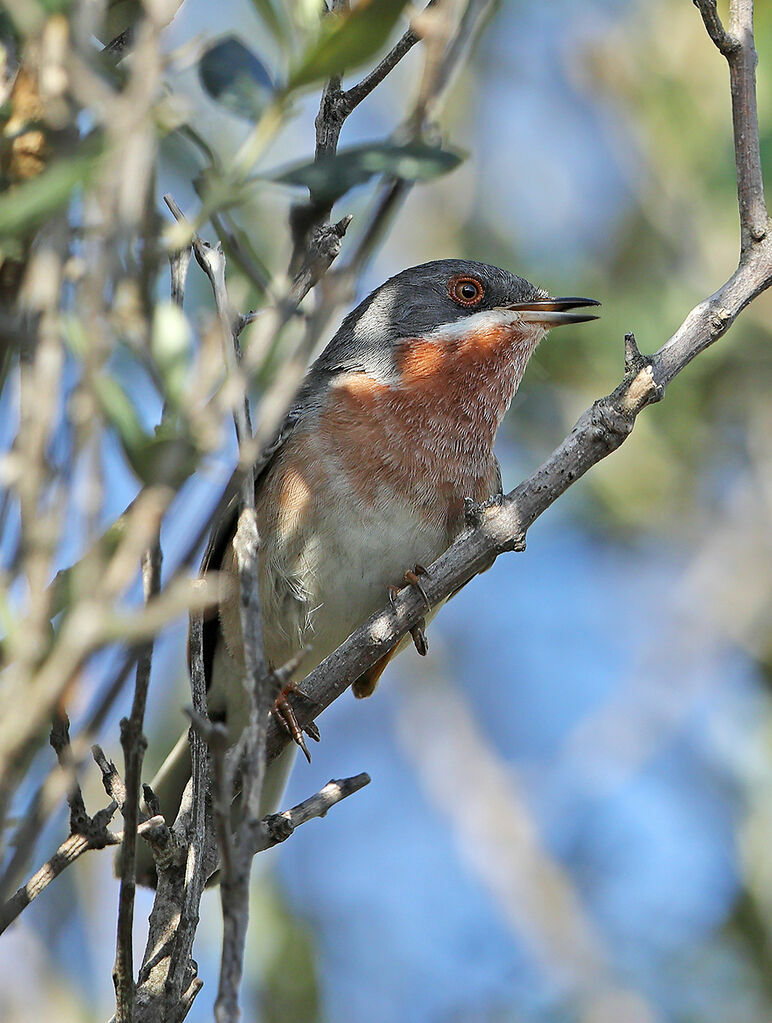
[448,274,485,307]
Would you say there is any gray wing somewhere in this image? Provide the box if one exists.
[198,402,309,682]
[200,411,298,573]
[200,365,333,574]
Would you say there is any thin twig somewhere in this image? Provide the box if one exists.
[93,745,128,808]
[113,543,162,1023]
[213,505,271,1023]
[343,21,425,110]
[49,713,89,833]
[694,0,767,248]
[163,194,255,509]
[257,773,371,853]
[0,797,119,935]
[261,2,772,766]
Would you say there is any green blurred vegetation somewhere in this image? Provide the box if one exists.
[488,1,772,539]
[1,1,771,1022]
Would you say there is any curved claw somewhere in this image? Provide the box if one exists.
[402,564,431,610]
[410,620,428,656]
[272,684,320,763]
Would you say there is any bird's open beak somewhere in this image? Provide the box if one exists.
[504,296,601,327]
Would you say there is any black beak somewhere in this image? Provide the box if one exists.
[504,296,601,327]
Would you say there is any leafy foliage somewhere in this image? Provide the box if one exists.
[288,0,410,90]
[273,141,464,202]
[198,36,274,120]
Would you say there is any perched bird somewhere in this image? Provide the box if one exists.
[139,259,598,884]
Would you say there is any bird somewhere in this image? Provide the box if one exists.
[137,258,599,885]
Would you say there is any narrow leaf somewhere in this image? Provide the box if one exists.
[288,0,410,91]
[272,141,465,203]
[199,36,274,121]
[249,0,290,44]
[0,146,100,236]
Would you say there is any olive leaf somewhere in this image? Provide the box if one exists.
[151,301,192,409]
[248,0,289,45]
[288,0,410,91]
[0,145,101,236]
[198,36,274,121]
[271,141,465,203]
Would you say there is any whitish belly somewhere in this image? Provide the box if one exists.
[260,489,450,678]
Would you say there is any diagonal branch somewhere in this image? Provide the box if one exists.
[342,21,424,111]
[262,0,772,766]
[693,0,736,53]
[256,773,371,852]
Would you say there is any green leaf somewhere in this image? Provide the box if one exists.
[151,301,192,407]
[249,0,290,45]
[96,373,198,486]
[272,141,465,203]
[128,419,199,488]
[40,0,73,13]
[95,374,147,455]
[0,145,101,236]
[199,36,274,121]
[288,0,410,91]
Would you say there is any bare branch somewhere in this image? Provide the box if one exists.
[287,215,353,307]
[0,826,116,935]
[343,22,424,111]
[290,1,437,268]
[213,506,270,1023]
[0,788,119,935]
[693,0,737,55]
[113,542,162,1023]
[695,0,768,248]
[335,0,494,284]
[154,615,214,1022]
[92,744,128,808]
[49,713,89,833]
[312,2,430,161]
[257,773,371,853]
[261,1,772,765]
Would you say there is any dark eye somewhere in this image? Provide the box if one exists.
[448,275,485,307]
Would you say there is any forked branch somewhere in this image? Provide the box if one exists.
[263,0,772,764]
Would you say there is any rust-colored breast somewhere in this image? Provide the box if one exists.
[315,321,532,531]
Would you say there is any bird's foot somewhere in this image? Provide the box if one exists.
[387,564,431,657]
[272,683,320,764]
[388,563,431,610]
[410,618,428,656]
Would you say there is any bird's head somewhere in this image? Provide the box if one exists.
[316,259,599,387]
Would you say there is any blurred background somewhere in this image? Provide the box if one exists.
[2,0,772,1021]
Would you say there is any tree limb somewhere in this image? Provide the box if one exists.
[263,0,772,766]
[257,773,371,853]
[694,0,767,248]
[113,543,162,1023]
